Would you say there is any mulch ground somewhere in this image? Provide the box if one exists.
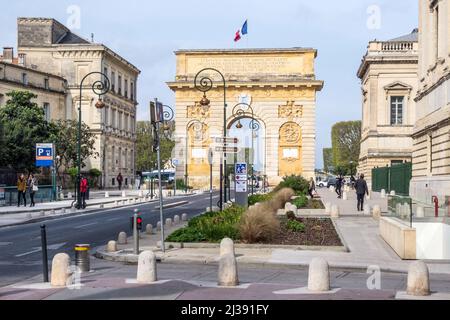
[260,217,343,246]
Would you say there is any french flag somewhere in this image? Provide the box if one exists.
[234,20,248,42]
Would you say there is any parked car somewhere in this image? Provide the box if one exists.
[326,177,337,188]
[317,180,328,188]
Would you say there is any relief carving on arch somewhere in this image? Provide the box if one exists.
[278,101,303,119]
[187,101,210,119]
[279,122,301,145]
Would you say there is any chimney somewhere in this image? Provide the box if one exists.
[2,47,13,63]
[18,53,26,67]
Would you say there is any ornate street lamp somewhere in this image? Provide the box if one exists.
[75,72,110,210]
[194,68,227,211]
[231,103,260,195]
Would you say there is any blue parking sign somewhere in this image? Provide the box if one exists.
[36,143,54,167]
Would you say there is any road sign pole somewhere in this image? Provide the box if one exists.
[133,213,139,255]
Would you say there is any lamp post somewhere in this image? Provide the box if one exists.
[231,103,260,195]
[184,119,206,195]
[194,68,226,211]
[75,72,110,210]
[150,99,174,253]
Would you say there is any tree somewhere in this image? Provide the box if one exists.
[331,121,361,175]
[0,91,57,171]
[322,148,333,173]
[136,121,175,172]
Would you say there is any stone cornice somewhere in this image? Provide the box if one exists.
[412,116,450,138]
[357,56,418,79]
[175,47,318,57]
[415,71,450,102]
[167,80,324,91]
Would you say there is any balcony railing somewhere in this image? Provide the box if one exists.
[381,41,415,51]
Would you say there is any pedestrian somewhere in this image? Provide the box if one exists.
[17,173,27,207]
[27,173,37,207]
[336,175,344,199]
[350,175,356,190]
[355,174,369,211]
[308,177,316,198]
[117,172,123,191]
[80,175,88,209]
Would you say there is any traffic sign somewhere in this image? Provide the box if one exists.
[215,137,239,144]
[36,143,54,167]
[215,146,239,153]
[172,158,179,166]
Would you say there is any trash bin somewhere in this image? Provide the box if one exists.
[74,244,90,272]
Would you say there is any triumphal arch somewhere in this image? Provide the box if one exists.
[167,48,324,189]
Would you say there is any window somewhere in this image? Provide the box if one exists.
[112,109,116,128]
[124,79,128,98]
[43,103,50,121]
[118,75,122,95]
[390,96,404,125]
[131,82,134,101]
[103,67,108,83]
[22,73,28,85]
[111,71,116,92]
[391,160,403,166]
[44,78,49,90]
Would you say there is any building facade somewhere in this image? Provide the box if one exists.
[410,0,450,205]
[15,18,140,188]
[357,30,419,185]
[0,47,67,120]
[167,48,323,188]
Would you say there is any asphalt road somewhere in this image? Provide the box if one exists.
[0,191,222,287]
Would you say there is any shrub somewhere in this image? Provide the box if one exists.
[166,227,206,242]
[286,220,306,232]
[248,193,273,206]
[293,195,308,209]
[239,205,280,243]
[275,175,309,194]
[267,188,295,211]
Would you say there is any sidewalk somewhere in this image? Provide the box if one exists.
[96,188,450,275]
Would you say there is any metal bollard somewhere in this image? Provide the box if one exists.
[40,225,49,283]
[133,212,139,255]
[74,244,90,272]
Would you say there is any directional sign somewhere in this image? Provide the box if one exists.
[36,143,54,167]
[215,137,239,144]
[215,146,239,153]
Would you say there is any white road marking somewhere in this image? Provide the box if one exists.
[107,218,121,222]
[15,248,41,257]
[74,222,98,229]
[15,242,67,257]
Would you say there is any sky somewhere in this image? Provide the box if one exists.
[0,0,419,168]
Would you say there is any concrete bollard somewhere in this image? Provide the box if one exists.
[308,258,330,292]
[50,253,71,287]
[68,192,72,199]
[60,208,66,214]
[122,191,126,198]
[146,224,153,234]
[416,207,425,218]
[106,240,118,253]
[342,192,348,201]
[71,207,76,213]
[406,261,430,296]
[138,190,143,198]
[220,238,235,256]
[137,251,157,284]
[372,205,381,220]
[364,204,371,215]
[156,221,162,231]
[59,192,64,200]
[218,253,239,287]
[105,192,109,198]
[117,232,127,245]
[390,190,396,196]
[165,218,173,227]
[182,213,188,222]
[174,215,180,225]
[381,189,386,198]
[330,205,339,218]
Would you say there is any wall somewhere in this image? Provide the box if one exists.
[414,221,450,260]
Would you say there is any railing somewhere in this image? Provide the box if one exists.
[381,42,415,51]
[0,185,54,207]
[387,195,413,227]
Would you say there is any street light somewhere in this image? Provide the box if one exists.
[150,99,174,253]
[194,68,227,211]
[231,103,260,195]
[75,72,110,210]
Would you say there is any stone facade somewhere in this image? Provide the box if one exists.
[357,30,419,185]
[15,18,140,188]
[410,0,450,206]
[0,48,67,121]
[167,48,323,188]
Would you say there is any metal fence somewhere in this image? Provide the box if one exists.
[0,185,54,207]
[372,162,412,196]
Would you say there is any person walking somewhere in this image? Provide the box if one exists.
[355,174,369,211]
[117,172,123,191]
[335,175,344,199]
[27,173,37,207]
[17,174,27,207]
[80,175,88,209]
[308,177,316,198]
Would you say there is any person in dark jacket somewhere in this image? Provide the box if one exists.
[355,174,369,211]
[335,175,344,199]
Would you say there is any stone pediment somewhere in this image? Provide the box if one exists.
[384,81,412,91]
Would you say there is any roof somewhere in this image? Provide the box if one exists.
[387,28,419,42]
[56,32,90,45]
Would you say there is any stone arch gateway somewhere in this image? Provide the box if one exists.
[167,48,324,188]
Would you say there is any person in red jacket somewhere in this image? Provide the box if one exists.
[80,175,88,209]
